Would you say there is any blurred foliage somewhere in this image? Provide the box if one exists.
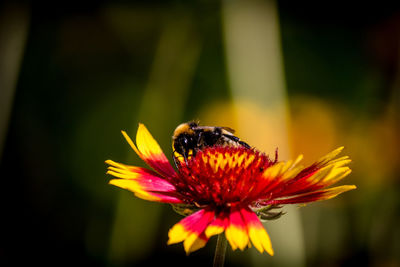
[0,1,399,267]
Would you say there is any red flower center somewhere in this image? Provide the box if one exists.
[175,146,276,207]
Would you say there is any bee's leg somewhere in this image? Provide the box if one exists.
[196,131,203,148]
[172,152,180,169]
[172,148,189,168]
[182,146,189,165]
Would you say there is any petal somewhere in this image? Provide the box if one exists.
[269,185,357,205]
[225,207,249,251]
[107,164,175,192]
[168,209,215,254]
[314,146,345,167]
[106,160,183,203]
[257,155,304,196]
[240,208,274,255]
[121,124,176,178]
[109,179,183,203]
[269,147,353,198]
[183,232,209,254]
[205,211,229,238]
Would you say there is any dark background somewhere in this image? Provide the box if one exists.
[1,1,399,266]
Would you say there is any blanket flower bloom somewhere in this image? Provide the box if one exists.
[106,123,356,255]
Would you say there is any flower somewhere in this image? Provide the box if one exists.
[106,123,356,255]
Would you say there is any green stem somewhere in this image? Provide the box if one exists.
[213,233,228,267]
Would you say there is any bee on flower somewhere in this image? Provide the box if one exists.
[106,122,355,256]
[171,121,251,166]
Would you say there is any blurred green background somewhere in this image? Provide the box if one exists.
[1,1,399,266]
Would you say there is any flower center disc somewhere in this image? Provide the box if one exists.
[176,146,275,207]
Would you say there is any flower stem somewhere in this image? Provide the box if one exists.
[213,233,227,267]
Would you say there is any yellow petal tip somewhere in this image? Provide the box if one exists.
[167,224,188,245]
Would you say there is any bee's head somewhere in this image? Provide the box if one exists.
[172,121,198,140]
[172,122,196,156]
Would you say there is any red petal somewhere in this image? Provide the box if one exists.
[225,207,249,251]
[268,185,356,205]
[106,160,183,203]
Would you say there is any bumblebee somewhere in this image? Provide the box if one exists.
[172,121,250,165]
